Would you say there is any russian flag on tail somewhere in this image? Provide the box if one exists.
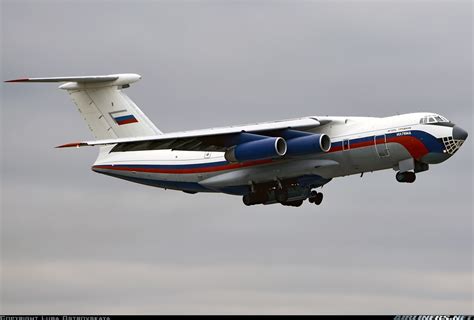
[110,110,139,125]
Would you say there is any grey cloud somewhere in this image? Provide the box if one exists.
[3,260,472,314]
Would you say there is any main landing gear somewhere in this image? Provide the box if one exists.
[242,181,325,207]
[275,187,306,207]
[308,190,323,205]
[396,171,416,183]
[275,185,324,206]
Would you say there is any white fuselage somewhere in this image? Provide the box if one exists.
[92,112,461,197]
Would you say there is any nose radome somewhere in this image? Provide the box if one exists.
[453,125,468,141]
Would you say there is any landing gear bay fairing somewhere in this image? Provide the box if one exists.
[6,74,468,207]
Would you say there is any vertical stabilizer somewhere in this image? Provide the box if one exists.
[6,73,162,139]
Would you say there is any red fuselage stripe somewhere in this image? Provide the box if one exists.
[94,158,273,174]
[94,135,431,174]
[328,135,429,159]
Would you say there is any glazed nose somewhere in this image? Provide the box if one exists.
[453,125,468,141]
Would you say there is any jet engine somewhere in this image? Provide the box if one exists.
[224,137,287,163]
[285,133,331,156]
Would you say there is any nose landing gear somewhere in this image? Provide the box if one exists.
[396,171,416,183]
[308,190,323,205]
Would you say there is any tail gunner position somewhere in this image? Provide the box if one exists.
[6,74,468,207]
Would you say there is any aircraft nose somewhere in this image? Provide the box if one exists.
[453,125,468,141]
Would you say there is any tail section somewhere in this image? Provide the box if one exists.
[6,74,161,139]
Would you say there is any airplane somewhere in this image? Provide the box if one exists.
[5,73,468,207]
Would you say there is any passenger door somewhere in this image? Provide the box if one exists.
[374,134,390,157]
[342,139,350,151]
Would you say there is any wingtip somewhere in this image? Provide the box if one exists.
[55,142,88,148]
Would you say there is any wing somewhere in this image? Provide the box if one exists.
[57,117,331,151]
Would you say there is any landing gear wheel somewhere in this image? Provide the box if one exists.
[396,171,416,183]
[308,190,323,205]
[293,200,304,207]
[242,195,252,206]
[275,188,288,203]
[396,172,404,183]
[281,200,304,207]
[314,192,323,205]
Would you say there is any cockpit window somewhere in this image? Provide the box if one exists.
[420,115,449,124]
[435,116,448,122]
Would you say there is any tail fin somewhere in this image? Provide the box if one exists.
[5,73,161,139]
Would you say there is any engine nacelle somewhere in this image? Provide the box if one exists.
[225,137,287,163]
[286,133,331,156]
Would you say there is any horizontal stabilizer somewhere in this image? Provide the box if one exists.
[5,74,141,89]
[5,75,119,83]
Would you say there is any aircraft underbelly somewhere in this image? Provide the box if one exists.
[310,143,412,178]
[93,159,333,191]
[199,159,338,188]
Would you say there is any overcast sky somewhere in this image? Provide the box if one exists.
[1,0,472,314]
